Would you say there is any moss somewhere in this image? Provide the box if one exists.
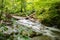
[31,35,52,40]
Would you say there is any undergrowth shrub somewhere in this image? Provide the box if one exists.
[41,2,60,29]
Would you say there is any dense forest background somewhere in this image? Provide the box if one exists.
[0,0,60,40]
[0,0,60,27]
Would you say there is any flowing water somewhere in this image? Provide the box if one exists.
[10,16,60,40]
[12,17,60,40]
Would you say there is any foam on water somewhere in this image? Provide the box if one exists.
[15,18,60,37]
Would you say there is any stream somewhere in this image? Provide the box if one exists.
[2,16,60,40]
[12,16,60,40]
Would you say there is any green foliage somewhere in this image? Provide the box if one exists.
[2,0,60,16]
[0,0,60,40]
[38,2,60,29]
[0,22,31,40]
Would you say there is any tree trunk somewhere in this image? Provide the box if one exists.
[0,0,4,20]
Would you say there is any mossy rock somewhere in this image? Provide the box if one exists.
[31,35,53,40]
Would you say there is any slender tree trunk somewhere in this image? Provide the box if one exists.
[0,0,4,20]
[20,0,26,12]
